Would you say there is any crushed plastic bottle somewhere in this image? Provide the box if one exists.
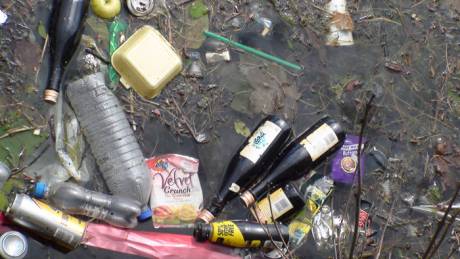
[33,181,143,228]
[0,162,11,189]
[311,205,350,251]
[66,72,152,208]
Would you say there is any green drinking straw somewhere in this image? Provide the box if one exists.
[203,31,302,71]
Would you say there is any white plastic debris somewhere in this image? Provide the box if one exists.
[0,10,7,25]
[205,50,231,64]
[326,0,354,46]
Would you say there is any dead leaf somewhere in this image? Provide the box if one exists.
[385,62,404,73]
[330,12,354,31]
[344,79,363,92]
[433,155,449,174]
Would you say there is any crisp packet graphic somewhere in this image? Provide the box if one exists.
[331,135,366,184]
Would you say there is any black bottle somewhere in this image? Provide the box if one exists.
[197,116,292,223]
[251,183,305,224]
[193,220,289,248]
[241,116,345,208]
[43,0,90,104]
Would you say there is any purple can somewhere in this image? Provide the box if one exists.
[331,135,366,184]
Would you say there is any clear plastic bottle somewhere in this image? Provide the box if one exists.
[33,181,143,228]
[65,72,152,212]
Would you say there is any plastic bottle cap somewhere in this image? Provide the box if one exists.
[33,182,47,199]
[138,208,152,221]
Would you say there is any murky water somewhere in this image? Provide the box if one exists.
[1,0,460,258]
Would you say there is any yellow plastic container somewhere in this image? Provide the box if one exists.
[112,25,183,99]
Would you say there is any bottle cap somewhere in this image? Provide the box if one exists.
[196,209,215,224]
[193,221,211,242]
[33,182,47,199]
[240,191,255,208]
[43,89,58,104]
[138,208,152,221]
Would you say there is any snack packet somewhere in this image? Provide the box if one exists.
[147,154,203,228]
[331,135,366,184]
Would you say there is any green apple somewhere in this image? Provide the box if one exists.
[90,0,121,19]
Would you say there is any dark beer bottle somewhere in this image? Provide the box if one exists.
[43,0,90,104]
[197,116,292,223]
[241,116,345,208]
[193,220,289,248]
[251,183,305,224]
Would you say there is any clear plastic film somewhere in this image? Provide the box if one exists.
[82,223,239,259]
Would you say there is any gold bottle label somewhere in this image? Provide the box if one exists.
[300,124,338,161]
[252,188,294,223]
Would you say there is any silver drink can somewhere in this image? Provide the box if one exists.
[127,0,155,17]
[5,194,87,249]
[0,231,28,259]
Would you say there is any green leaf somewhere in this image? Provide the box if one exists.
[234,120,251,137]
[37,21,47,39]
[189,0,209,19]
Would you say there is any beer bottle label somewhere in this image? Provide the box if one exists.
[252,188,294,223]
[240,121,282,164]
[210,221,261,248]
[300,124,339,161]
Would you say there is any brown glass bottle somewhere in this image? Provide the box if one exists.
[43,0,90,104]
[251,183,305,224]
[241,116,345,208]
[197,116,292,223]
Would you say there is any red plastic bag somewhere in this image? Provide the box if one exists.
[83,223,239,259]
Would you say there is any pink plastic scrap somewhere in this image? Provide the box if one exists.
[83,223,239,259]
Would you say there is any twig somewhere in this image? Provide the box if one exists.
[422,183,460,259]
[0,126,36,140]
[35,34,49,85]
[348,94,375,259]
[375,196,397,259]
[428,209,460,258]
[251,203,289,259]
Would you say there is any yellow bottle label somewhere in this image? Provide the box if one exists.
[210,221,261,248]
[300,124,338,161]
[34,198,87,237]
[240,121,282,164]
[252,188,294,224]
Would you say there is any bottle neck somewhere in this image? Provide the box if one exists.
[47,66,63,93]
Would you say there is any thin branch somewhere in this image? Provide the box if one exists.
[428,209,460,258]
[348,94,375,259]
[422,183,460,259]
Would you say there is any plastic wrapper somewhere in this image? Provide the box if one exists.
[147,154,203,228]
[83,223,238,259]
[331,135,366,184]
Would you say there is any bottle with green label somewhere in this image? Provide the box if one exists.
[197,116,292,223]
[193,220,289,248]
[240,116,345,208]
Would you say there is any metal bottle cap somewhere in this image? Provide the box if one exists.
[240,191,255,208]
[0,231,28,259]
[127,0,155,16]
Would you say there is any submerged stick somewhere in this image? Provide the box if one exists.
[423,183,460,259]
[203,31,302,71]
[348,94,375,259]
